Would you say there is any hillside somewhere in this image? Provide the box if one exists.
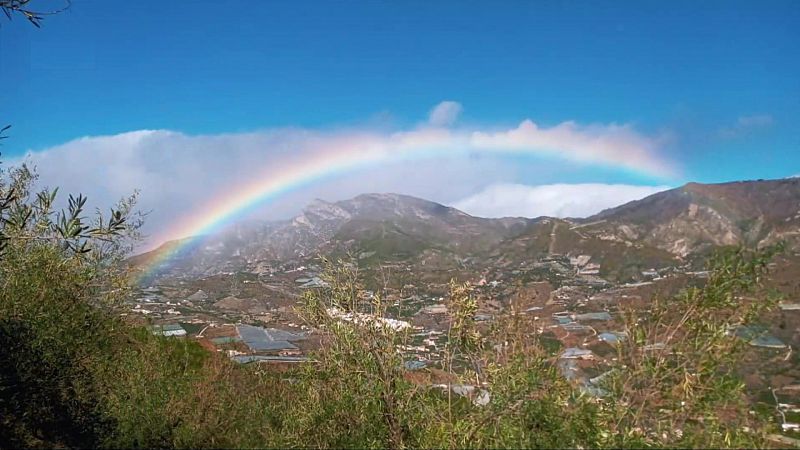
[584,178,800,257]
[119,179,800,446]
[132,178,800,283]
[132,193,533,280]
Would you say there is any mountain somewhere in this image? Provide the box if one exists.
[487,217,681,282]
[327,194,531,258]
[581,178,800,257]
[132,193,533,280]
[132,178,800,283]
[268,193,532,260]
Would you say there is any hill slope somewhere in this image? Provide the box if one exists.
[584,178,800,256]
[132,178,800,282]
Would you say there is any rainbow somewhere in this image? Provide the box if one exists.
[134,125,676,283]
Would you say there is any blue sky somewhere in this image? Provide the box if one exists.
[0,1,798,243]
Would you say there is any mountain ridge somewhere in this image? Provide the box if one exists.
[131,178,800,282]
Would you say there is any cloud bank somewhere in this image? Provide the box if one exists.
[9,103,674,248]
[718,114,774,139]
[452,183,671,218]
[428,101,463,126]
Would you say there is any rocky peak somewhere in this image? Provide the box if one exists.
[336,193,463,222]
[300,198,352,222]
[587,178,800,256]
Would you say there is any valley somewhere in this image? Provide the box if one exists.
[129,178,800,440]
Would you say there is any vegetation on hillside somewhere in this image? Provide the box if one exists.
[0,161,788,448]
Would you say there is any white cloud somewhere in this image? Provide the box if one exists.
[737,114,773,127]
[471,120,672,176]
[451,183,671,218]
[428,101,463,126]
[718,114,774,138]
[9,102,673,248]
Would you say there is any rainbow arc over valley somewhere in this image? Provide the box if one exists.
[134,125,676,282]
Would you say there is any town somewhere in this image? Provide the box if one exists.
[129,247,800,438]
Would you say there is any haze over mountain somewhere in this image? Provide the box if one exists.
[133,177,800,283]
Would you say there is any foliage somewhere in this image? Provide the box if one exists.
[0,0,70,28]
[0,160,145,447]
[598,245,785,447]
[0,162,787,448]
[294,257,604,449]
[289,246,786,448]
[296,257,418,449]
[0,162,294,448]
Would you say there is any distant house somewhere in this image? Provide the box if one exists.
[236,324,306,352]
[578,263,601,275]
[570,255,592,268]
[150,323,187,337]
[326,308,412,331]
[688,271,710,279]
[598,331,627,344]
[642,343,667,352]
[403,360,427,371]
[422,304,448,315]
[641,268,659,278]
[232,355,308,364]
[433,384,491,407]
[187,290,209,302]
[581,370,616,398]
[575,312,612,322]
[299,277,328,289]
[730,325,787,349]
[560,348,594,360]
[561,323,592,333]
